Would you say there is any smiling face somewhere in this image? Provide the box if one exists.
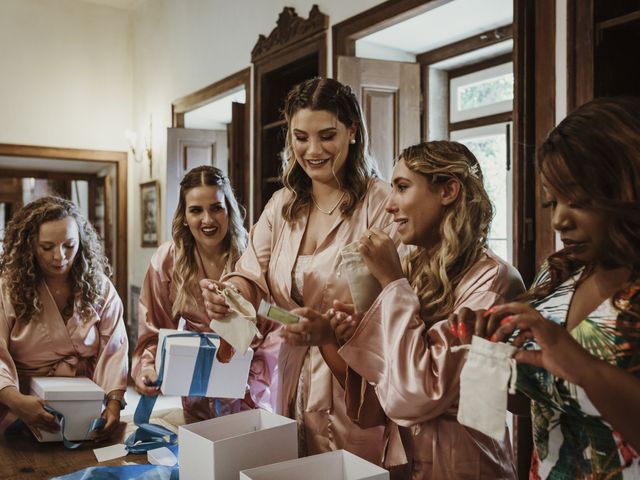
[386,159,451,249]
[35,217,80,280]
[542,177,608,264]
[184,185,229,254]
[290,108,356,186]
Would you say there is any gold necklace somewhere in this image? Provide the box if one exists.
[311,191,346,215]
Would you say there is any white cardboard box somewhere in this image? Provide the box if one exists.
[30,376,104,442]
[179,409,297,480]
[156,328,253,397]
[240,450,389,480]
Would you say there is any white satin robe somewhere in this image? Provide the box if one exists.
[131,241,281,420]
[223,178,398,465]
[339,250,525,479]
[0,276,128,426]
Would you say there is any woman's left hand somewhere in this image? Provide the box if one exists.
[357,228,404,288]
[93,401,121,442]
[489,302,596,385]
[281,307,336,346]
[216,338,235,363]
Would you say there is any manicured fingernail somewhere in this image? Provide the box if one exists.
[483,307,496,318]
[500,316,514,326]
[208,283,214,290]
[490,333,498,342]
[459,323,466,337]
[450,324,458,337]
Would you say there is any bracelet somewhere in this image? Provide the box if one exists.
[104,393,127,410]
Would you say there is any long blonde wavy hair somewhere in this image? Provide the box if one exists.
[281,77,379,221]
[0,196,111,322]
[400,141,493,324]
[171,166,247,317]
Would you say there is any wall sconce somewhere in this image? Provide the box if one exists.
[125,116,153,178]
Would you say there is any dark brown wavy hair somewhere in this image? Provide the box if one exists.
[281,77,379,221]
[0,196,110,322]
[171,165,247,316]
[532,97,640,321]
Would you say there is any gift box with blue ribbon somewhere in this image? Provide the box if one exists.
[155,328,253,398]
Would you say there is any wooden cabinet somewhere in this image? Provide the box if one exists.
[251,6,328,219]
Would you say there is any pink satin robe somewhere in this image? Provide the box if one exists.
[339,250,525,479]
[223,178,396,465]
[131,241,281,420]
[0,276,128,426]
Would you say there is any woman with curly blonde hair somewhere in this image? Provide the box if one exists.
[0,196,128,441]
[132,165,280,419]
[334,141,525,479]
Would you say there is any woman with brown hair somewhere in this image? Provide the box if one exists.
[0,196,128,441]
[132,165,280,419]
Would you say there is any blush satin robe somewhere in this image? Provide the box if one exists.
[339,250,525,479]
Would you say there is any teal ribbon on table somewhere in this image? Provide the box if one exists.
[49,464,179,480]
[5,405,104,449]
[126,332,219,454]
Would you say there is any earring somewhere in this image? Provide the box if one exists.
[349,138,356,145]
[183,222,188,226]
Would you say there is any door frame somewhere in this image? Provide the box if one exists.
[0,143,128,311]
[171,68,251,210]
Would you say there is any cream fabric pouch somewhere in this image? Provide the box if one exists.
[208,285,261,354]
[451,335,517,440]
[339,241,382,313]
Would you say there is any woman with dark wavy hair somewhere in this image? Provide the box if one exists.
[132,165,280,419]
[0,196,128,441]
[452,97,640,478]
[201,77,400,465]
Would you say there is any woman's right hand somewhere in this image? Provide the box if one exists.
[1,388,59,440]
[134,368,160,396]
[329,300,362,345]
[358,228,404,288]
[199,279,231,320]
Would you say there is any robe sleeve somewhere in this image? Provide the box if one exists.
[0,285,18,397]
[91,277,129,394]
[131,243,176,380]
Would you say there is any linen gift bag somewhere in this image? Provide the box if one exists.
[209,283,261,354]
[339,241,382,313]
[451,335,517,440]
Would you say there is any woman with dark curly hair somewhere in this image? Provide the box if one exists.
[0,196,128,441]
[451,97,640,478]
[131,166,281,419]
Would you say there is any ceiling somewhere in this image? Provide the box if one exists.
[73,0,142,10]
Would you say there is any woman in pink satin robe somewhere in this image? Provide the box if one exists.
[334,141,525,479]
[0,196,128,441]
[201,78,397,465]
[131,166,280,419]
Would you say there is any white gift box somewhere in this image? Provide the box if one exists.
[156,328,253,397]
[179,409,297,480]
[29,376,104,442]
[240,450,389,480]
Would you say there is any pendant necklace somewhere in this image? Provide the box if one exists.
[311,191,346,215]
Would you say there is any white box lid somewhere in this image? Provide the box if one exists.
[158,328,218,357]
[30,376,105,401]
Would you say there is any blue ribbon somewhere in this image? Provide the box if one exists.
[49,464,179,480]
[126,332,218,454]
[5,405,104,449]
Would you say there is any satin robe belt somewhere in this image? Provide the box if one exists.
[305,346,333,412]
[49,355,82,377]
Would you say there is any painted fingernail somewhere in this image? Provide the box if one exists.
[208,283,214,290]
[459,323,466,337]
[500,316,514,326]
[450,324,458,337]
[490,333,498,342]
[483,307,496,318]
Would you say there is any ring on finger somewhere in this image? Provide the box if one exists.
[367,233,372,239]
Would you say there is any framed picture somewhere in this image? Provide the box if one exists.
[140,180,160,247]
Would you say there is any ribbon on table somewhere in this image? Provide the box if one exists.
[4,405,104,450]
[126,332,219,454]
[49,464,179,480]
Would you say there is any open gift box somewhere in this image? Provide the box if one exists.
[29,376,104,442]
[240,450,389,480]
[179,409,297,480]
[156,328,253,397]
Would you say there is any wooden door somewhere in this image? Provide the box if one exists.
[229,101,249,218]
[337,56,421,180]
[165,127,227,239]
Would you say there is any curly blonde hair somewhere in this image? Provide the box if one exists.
[0,196,110,322]
[281,77,379,221]
[171,166,247,317]
[400,141,493,324]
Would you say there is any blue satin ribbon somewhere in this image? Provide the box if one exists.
[126,332,218,454]
[49,464,179,480]
[5,405,104,449]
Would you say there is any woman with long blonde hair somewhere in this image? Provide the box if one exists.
[0,196,128,441]
[334,141,524,479]
[132,165,280,419]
